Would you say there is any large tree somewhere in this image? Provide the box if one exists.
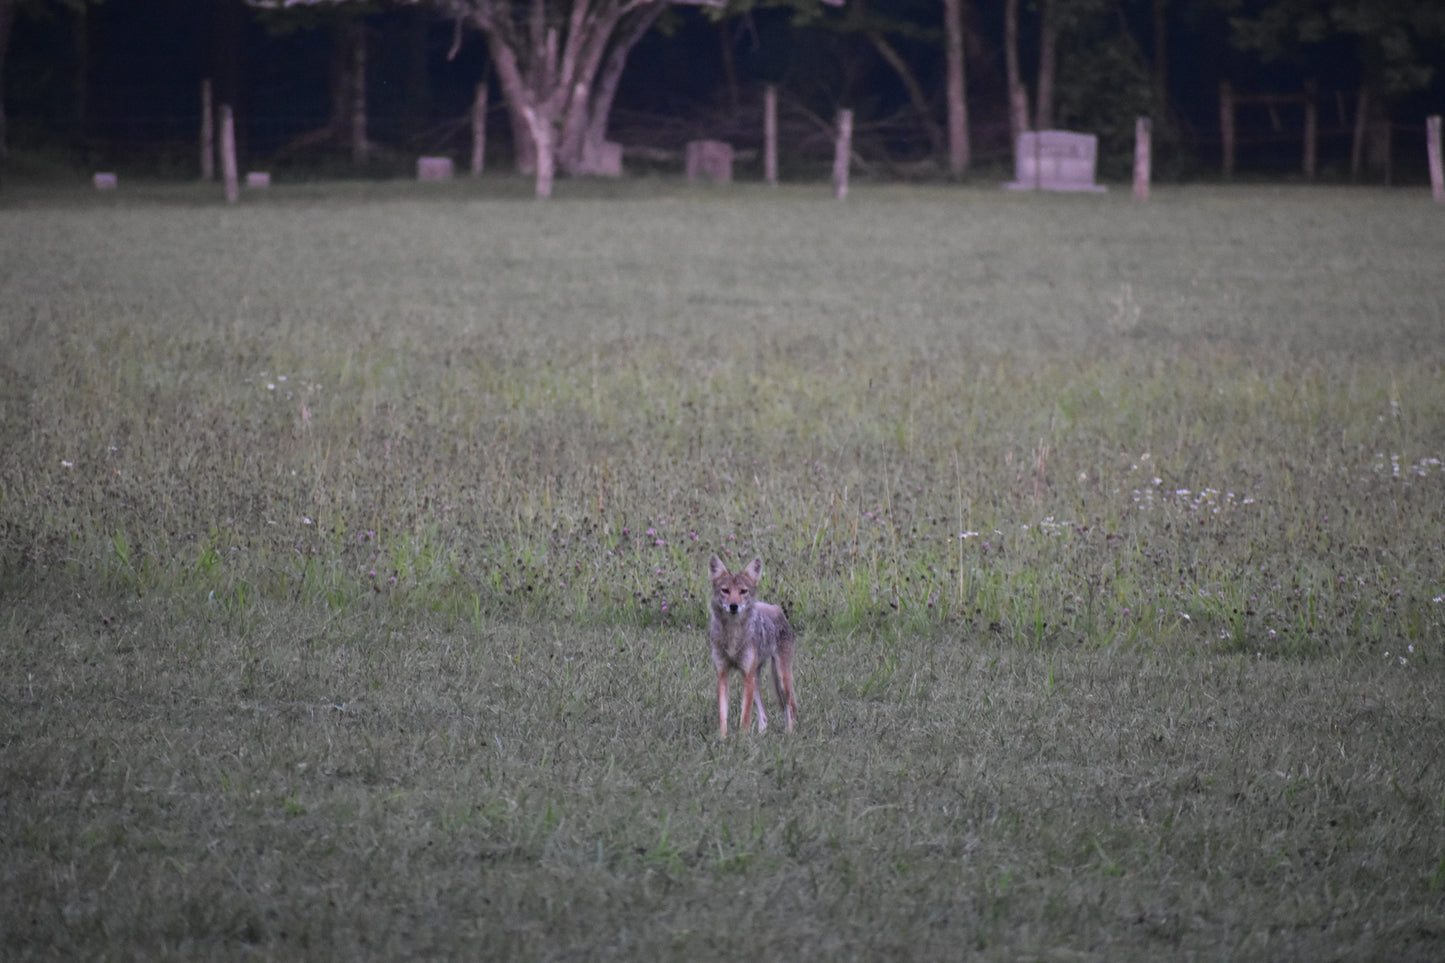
[271,0,722,195]
[1003,0,1023,144]
[768,0,968,175]
[274,0,850,195]
[941,0,967,176]
[430,0,679,191]
[1224,0,1445,177]
[1224,0,1445,97]
[259,5,377,165]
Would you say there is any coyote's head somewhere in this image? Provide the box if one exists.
[709,556,762,616]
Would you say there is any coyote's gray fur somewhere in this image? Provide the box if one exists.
[708,556,797,737]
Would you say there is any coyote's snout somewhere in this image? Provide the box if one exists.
[708,556,797,737]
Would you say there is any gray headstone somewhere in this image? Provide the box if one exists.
[417,157,455,181]
[685,140,733,183]
[1005,130,1107,192]
[582,140,623,177]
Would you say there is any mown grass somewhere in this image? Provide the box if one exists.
[2,178,1444,959]
[6,609,1444,959]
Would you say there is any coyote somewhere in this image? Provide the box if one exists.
[707,556,797,737]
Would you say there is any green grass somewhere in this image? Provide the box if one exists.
[3,178,1444,959]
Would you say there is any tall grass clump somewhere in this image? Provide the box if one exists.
[3,184,1443,662]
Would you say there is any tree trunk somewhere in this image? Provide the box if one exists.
[0,0,14,159]
[1303,80,1317,178]
[275,14,370,162]
[1350,86,1368,181]
[522,105,554,197]
[718,19,740,118]
[485,30,543,175]
[471,82,488,174]
[404,8,432,142]
[73,1,89,139]
[200,79,214,179]
[764,84,777,184]
[348,18,368,164]
[867,29,945,163]
[562,4,663,176]
[1220,80,1234,178]
[943,0,969,178]
[485,19,564,191]
[449,0,668,185]
[1004,0,1024,147]
[1034,0,1056,131]
[1367,103,1392,185]
[508,106,538,174]
[1151,0,1167,120]
[209,0,246,161]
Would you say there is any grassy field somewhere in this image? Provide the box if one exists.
[3,177,1444,960]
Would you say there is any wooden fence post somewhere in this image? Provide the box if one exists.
[1351,87,1369,182]
[764,84,778,185]
[1428,115,1443,203]
[471,82,488,175]
[200,79,214,181]
[833,109,852,199]
[220,105,239,204]
[1133,117,1151,201]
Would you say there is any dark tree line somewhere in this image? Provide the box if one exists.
[3,0,1442,181]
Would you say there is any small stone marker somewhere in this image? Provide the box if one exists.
[93,172,118,190]
[685,140,733,183]
[1005,130,1107,192]
[583,140,623,177]
[417,156,455,181]
[245,172,271,189]
[575,138,621,176]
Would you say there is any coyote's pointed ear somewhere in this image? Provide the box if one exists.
[708,556,727,580]
[743,557,763,582]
